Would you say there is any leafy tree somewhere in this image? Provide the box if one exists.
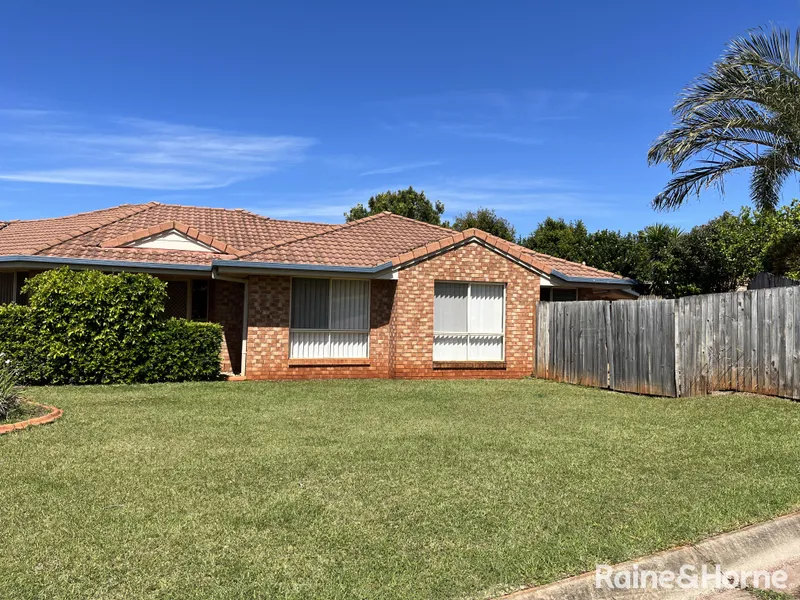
[519,217,591,263]
[759,199,800,278]
[677,210,762,294]
[634,225,685,297]
[450,208,516,241]
[649,26,800,211]
[345,187,445,225]
[585,229,641,279]
[763,231,800,278]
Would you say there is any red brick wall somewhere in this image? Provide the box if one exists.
[244,276,395,380]
[209,280,245,374]
[391,242,539,379]
[242,243,538,380]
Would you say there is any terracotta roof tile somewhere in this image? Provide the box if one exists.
[243,212,454,267]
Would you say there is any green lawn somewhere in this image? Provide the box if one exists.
[2,380,800,599]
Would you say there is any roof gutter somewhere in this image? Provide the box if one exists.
[0,255,212,274]
[0,255,637,287]
[212,259,393,276]
[550,269,637,286]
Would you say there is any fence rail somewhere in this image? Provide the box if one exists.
[535,287,800,399]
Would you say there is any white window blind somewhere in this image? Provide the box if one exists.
[290,278,370,358]
[433,282,504,361]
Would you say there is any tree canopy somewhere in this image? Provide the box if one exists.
[517,202,800,297]
[449,208,516,241]
[345,187,445,225]
[519,217,590,263]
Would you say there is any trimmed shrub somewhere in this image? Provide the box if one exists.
[145,319,223,383]
[0,304,40,382]
[0,360,19,420]
[0,268,222,385]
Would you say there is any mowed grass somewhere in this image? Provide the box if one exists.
[2,380,800,599]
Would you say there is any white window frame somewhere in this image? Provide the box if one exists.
[289,277,371,359]
[433,281,506,361]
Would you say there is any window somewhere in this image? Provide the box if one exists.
[191,280,209,321]
[433,282,505,361]
[290,278,370,358]
[164,281,188,319]
[164,280,209,320]
[540,287,577,302]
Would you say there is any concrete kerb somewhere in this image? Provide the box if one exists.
[499,511,800,600]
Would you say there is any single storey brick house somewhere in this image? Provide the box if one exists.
[0,203,636,379]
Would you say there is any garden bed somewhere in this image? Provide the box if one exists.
[0,400,63,434]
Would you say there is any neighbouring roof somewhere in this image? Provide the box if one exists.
[0,202,634,284]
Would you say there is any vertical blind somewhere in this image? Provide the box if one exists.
[290,278,370,358]
[433,282,504,361]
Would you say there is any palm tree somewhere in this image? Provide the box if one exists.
[649,26,800,212]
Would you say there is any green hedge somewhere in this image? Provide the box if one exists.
[145,319,224,383]
[0,268,222,385]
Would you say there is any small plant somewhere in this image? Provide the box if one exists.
[0,355,20,420]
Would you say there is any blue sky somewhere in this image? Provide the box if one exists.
[1,1,799,237]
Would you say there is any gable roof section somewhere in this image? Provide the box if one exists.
[0,202,335,266]
[387,227,552,273]
[99,220,248,256]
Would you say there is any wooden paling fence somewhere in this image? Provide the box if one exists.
[534,287,800,399]
[748,272,800,290]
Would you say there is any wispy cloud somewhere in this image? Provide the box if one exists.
[372,89,590,145]
[415,174,616,219]
[435,124,541,146]
[0,110,316,190]
[359,160,441,177]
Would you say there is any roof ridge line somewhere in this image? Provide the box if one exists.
[145,201,273,221]
[30,202,159,256]
[237,211,392,258]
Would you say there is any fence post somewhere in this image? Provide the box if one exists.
[603,300,614,389]
[674,297,682,397]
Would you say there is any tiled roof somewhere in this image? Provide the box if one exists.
[0,204,154,255]
[243,212,454,267]
[0,202,333,264]
[0,202,630,282]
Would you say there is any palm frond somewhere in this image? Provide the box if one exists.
[749,148,794,211]
[650,25,800,211]
[651,147,796,211]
